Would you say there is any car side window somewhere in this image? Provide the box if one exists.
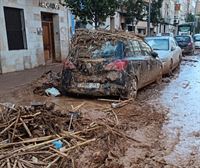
[139,41,152,56]
[130,40,142,56]
[124,40,135,57]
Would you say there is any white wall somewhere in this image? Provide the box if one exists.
[0,0,70,73]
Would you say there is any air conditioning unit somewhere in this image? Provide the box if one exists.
[174,19,179,24]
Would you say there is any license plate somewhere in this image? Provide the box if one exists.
[77,83,100,89]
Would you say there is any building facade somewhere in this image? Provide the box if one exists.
[158,0,176,34]
[196,0,200,14]
[0,0,70,73]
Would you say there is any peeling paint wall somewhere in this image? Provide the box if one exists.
[0,0,70,73]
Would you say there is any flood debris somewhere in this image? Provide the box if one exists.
[61,28,163,99]
[45,87,61,97]
[111,99,133,109]
[0,101,146,167]
[33,70,61,96]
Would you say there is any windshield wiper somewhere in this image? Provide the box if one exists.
[153,48,162,50]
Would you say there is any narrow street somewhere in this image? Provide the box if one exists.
[154,54,200,167]
[0,54,200,167]
[1,0,199,167]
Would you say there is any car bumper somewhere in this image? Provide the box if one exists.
[65,82,125,97]
[62,70,127,97]
[181,47,193,53]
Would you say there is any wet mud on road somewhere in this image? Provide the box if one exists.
[0,53,200,167]
[0,86,167,167]
[139,53,200,167]
[157,54,200,167]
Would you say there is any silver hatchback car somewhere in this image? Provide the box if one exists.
[145,36,182,75]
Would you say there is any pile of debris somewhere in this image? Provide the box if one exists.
[0,101,129,167]
[69,29,143,61]
[33,71,62,96]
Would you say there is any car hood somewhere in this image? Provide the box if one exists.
[155,50,171,62]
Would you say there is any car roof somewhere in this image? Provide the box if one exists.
[175,35,192,37]
[145,36,171,40]
[194,34,200,36]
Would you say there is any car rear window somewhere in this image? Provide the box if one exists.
[145,39,169,50]
[194,35,200,41]
[92,41,126,59]
[175,36,190,42]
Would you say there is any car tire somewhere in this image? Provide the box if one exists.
[178,55,182,66]
[191,50,194,55]
[168,59,173,76]
[126,77,138,99]
[156,68,162,84]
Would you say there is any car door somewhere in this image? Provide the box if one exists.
[139,41,162,85]
[128,40,150,88]
[171,38,180,66]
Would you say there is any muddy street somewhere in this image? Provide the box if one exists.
[0,54,200,167]
[152,54,200,167]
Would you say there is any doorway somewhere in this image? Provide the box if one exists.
[41,12,55,63]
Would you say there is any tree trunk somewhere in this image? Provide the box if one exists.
[94,13,99,29]
[132,19,135,32]
[95,20,98,29]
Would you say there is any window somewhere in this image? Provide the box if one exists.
[92,41,126,59]
[194,35,200,41]
[145,39,169,51]
[139,41,152,56]
[4,7,27,50]
[175,36,190,42]
[130,40,142,56]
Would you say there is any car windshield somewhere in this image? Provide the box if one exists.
[145,39,169,50]
[175,36,190,42]
[91,41,126,58]
[194,35,200,41]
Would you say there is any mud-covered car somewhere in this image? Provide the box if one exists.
[145,36,182,75]
[62,30,162,98]
[175,35,194,55]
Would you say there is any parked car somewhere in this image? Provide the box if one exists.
[193,34,200,49]
[175,35,194,55]
[145,36,182,75]
[61,30,162,99]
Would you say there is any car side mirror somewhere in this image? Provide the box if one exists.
[171,46,176,51]
[151,51,158,58]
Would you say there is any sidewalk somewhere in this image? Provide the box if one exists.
[0,63,63,94]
